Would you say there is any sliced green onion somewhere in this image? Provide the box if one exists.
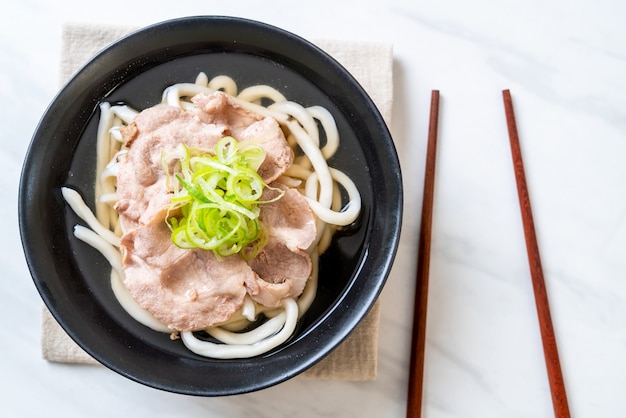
[163,138,280,259]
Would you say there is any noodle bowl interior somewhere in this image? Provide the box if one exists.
[62,71,361,359]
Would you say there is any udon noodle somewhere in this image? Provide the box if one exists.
[62,72,361,359]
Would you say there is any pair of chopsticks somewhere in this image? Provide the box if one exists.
[406,90,571,418]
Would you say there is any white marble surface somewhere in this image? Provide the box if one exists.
[2,0,625,416]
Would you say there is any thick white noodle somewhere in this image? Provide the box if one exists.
[98,193,119,204]
[62,187,120,247]
[276,176,302,188]
[99,166,118,182]
[304,168,361,226]
[284,164,313,180]
[297,252,318,315]
[306,105,339,159]
[205,311,288,345]
[163,83,215,107]
[73,224,123,277]
[270,101,319,146]
[284,119,334,206]
[94,104,136,232]
[180,298,299,359]
[237,85,287,104]
[316,222,335,254]
[110,105,138,124]
[207,75,237,96]
[241,296,256,321]
[195,72,210,88]
[95,103,114,228]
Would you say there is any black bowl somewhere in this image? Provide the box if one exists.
[19,16,402,396]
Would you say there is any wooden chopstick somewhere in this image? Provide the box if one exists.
[406,90,440,418]
[502,90,571,418]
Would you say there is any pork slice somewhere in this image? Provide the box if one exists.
[120,214,255,331]
[191,91,262,134]
[192,92,293,183]
[114,93,306,325]
[238,117,294,183]
[245,239,312,308]
[260,183,317,252]
[114,104,226,229]
[243,183,317,307]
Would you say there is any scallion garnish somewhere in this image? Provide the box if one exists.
[162,137,282,259]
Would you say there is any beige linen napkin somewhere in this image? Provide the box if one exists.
[42,23,393,381]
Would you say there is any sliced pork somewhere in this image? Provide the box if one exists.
[245,239,312,308]
[114,91,315,330]
[191,92,293,183]
[245,184,317,307]
[115,104,226,229]
[191,92,261,135]
[120,210,254,331]
[260,184,317,252]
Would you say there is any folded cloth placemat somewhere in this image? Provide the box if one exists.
[42,22,394,381]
